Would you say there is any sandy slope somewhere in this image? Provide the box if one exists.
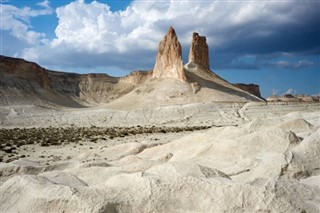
[106,63,263,110]
[0,103,319,212]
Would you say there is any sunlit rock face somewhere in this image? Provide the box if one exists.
[152,26,186,82]
[188,32,210,69]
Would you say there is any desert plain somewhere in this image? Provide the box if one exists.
[1,101,319,212]
[0,27,319,212]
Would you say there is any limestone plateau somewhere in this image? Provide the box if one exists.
[233,83,263,100]
[1,26,266,108]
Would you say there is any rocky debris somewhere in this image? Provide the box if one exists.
[152,27,186,82]
[188,32,210,69]
[267,95,300,102]
[234,83,263,99]
[0,125,211,162]
[297,95,320,102]
[190,82,201,94]
[267,94,320,102]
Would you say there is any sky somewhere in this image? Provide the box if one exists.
[0,0,319,98]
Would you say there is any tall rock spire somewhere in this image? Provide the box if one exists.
[188,32,210,69]
[152,26,186,82]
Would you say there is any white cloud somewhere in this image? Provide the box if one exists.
[295,60,314,68]
[275,60,290,67]
[272,88,298,96]
[2,0,316,71]
[37,0,50,9]
[285,88,297,95]
[0,1,52,44]
[274,60,314,69]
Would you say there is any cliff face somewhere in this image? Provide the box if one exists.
[0,55,151,106]
[78,71,152,103]
[188,32,210,69]
[120,71,152,85]
[152,27,186,82]
[0,56,51,89]
[233,83,263,99]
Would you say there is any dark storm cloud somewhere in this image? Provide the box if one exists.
[211,2,319,69]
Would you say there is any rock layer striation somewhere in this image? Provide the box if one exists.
[152,27,186,82]
[188,32,210,69]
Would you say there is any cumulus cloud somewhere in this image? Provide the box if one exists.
[271,88,298,96]
[285,88,297,95]
[4,0,320,71]
[37,0,50,8]
[0,0,53,45]
[273,60,315,69]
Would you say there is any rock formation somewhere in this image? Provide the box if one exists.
[152,27,186,82]
[0,27,266,108]
[0,55,51,89]
[0,55,151,106]
[233,83,263,99]
[188,32,210,69]
[120,70,152,85]
[267,94,320,102]
[190,82,201,94]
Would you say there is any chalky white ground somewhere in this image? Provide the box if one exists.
[0,102,319,212]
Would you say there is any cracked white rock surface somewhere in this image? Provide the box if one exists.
[0,103,319,212]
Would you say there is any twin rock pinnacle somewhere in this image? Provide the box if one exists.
[152,26,210,82]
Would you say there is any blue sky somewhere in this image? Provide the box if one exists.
[1,0,319,98]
